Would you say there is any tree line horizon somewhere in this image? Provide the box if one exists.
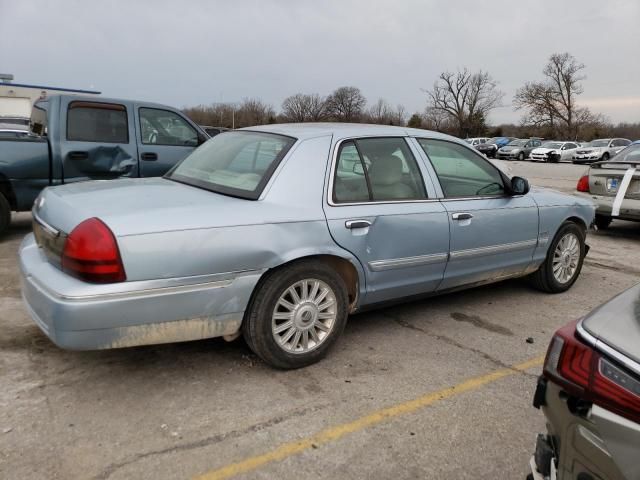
[183,52,639,142]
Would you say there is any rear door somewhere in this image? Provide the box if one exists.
[416,138,539,290]
[59,98,139,182]
[136,106,204,177]
[323,136,450,304]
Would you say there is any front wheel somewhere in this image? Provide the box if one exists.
[0,193,11,236]
[529,222,586,293]
[518,152,525,161]
[601,152,610,161]
[242,260,349,369]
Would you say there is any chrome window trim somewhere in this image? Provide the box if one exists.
[449,239,538,260]
[368,252,448,272]
[577,319,640,377]
[326,136,433,207]
[27,269,264,302]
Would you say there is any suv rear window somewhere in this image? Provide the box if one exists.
[167,131,296,200]
[67,101,128,143]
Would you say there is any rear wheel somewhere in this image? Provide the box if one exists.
[595,215,612,230]
[529,222,586,293]
[242,260,349,369]
[0,193,11,236]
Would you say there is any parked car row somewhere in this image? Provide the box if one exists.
[468,136,635,164]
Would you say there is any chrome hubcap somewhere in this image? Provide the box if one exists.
[272,279,337,354]
[552,233,580,284]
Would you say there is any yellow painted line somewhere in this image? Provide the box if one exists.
[194,356,544,480]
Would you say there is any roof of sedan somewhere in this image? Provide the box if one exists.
[241,123,460,142]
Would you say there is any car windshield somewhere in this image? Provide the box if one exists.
[612,144,640,163]
[507,140,527,146]
[465,139,473,144]
[589,139,609,147]
[543,142,563,149]
[166,131,296,200]
[486,137,501,143]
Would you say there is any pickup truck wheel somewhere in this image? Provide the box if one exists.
[242,261,348,369]
[529,222,586,293]
[0,193,11,235]
[595,215,612,230]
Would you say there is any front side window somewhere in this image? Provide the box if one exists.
[417,139,505,197]
[139,108,198,146]
[67,101,128,143]
[167,131,295,200]
[332,137,427,203]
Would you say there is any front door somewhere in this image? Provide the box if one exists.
[415,138,539,290]
[136,106,202,177]
[60,98,139,182]
[323,136,450,305]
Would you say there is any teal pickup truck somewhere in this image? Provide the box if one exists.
[0,95,208,234]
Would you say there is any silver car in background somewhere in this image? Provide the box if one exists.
[20,124,595,369]
[573,138,631,164]
[530,283,640,480]
[576,143,640,229]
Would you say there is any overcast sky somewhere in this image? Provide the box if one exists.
[2,0,639,125]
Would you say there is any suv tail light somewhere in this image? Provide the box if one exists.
[61,218,126,283]
[543,320,640,423]
[576,174,590,192]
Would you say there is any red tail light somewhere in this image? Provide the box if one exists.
[61,218,126,283]
[543,320,640,424]
[576,174,590,192]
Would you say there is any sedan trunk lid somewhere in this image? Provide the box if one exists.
[581,283,640,366]
[588,161,640,198]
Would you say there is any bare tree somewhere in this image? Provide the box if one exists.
[234,98,276,127]
[281,93,327,122]
[424,69,503,137]
[514,52,591,139]
[326,86,367,122]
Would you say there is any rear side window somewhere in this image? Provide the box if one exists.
[139,108,198,146]
[67,102,128,143]
[417,139,505,197]
[333,137,427,203]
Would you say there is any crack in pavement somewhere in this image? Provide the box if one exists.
[585,259,640,277]
[386,313,538,379]
[95,402,331,480]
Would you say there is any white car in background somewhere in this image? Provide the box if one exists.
[530,141,580,163]
[465,137,490,146]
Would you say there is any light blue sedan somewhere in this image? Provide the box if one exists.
[20,124,596,368]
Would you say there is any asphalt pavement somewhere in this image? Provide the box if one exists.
[1,161,638,480]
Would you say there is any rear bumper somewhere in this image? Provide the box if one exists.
[19,234,262,350]
[575,192,640,221]
[531,379,638,480]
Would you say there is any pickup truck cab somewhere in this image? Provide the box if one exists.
[0,94,208,234]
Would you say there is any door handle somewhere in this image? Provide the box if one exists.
[345,219,372,229]
[141,152,158,161]
[452,213,473,221]
[68,151,89,160]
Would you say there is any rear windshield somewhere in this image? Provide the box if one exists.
[166,131,296,200]
[610,144,640,164]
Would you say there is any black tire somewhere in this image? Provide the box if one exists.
[0,193,11,236]
[242,260,349,369]
[595,215,612,230]
[601,152,610,161]
[529,221,586,293]
[518,152,525,161]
